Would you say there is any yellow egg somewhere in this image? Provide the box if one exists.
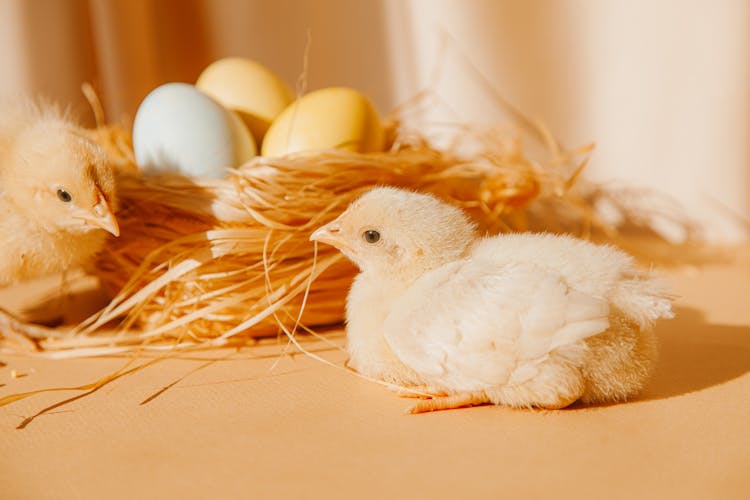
[196,57,294,143]
[261,87,385,157]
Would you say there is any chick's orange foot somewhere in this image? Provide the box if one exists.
[407,391,490,414]
[392,385,448,399]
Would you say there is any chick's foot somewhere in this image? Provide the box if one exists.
[407,391,489,414]
[392,385,447,399]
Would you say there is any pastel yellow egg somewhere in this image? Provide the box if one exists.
[196,57,294,143]
[261,87,385,157]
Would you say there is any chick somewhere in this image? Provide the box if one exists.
[310,187,673,413]
[0,100,119,287]
[0,101,119,343]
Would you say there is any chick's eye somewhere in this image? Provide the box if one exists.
[362,230,380,244]
[57,189,72,203]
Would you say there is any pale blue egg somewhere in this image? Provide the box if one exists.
[133,83,256,178]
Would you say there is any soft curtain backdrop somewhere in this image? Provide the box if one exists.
[1,0,748,241]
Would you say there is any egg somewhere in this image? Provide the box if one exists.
[133,83,256,178]
[196,57,294,143]
[261,87,385,157]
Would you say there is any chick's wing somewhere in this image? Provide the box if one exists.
[383,259,610,392]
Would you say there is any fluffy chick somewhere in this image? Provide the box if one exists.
[0,100,119,286]
[0,100,119,346]
[311,187,673,413]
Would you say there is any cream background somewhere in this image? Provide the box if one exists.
[1,0,748,240]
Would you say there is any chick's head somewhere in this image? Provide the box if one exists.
[3,119,119,236]
[311,187,477,279]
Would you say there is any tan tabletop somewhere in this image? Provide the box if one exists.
[1,247,749,499]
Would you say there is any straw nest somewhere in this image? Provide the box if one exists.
[11,106,607,357]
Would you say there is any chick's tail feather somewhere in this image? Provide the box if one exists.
[611,274,675,330]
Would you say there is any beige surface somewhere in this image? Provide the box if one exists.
[1,249,749,499]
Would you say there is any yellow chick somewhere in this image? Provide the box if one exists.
[0,101,119,286]
[311,187,673,413]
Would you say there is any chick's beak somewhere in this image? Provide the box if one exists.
[83,192,120,237]
[310,222,348,251]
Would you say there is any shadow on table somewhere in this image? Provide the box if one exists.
[21,284,111,327]
[641,306,750,401]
